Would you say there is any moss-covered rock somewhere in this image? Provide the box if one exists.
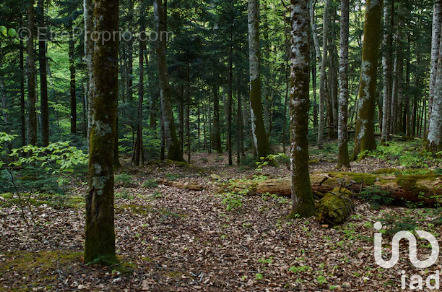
[316,188,354,226]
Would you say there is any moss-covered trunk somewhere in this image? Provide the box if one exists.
[248,0,270,158]
[154,0,183,162]
[353,0,383,159]
[288,0,315,218]
[84,0,119,264]
[243,172,441,207]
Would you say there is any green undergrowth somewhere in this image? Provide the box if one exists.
[359,140,441,167]
[0,192,84,209]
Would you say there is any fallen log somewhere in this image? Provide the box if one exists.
[226,172,441,207]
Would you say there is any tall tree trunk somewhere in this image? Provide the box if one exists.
[126,0,134,103]
[405,35,411,137]
[429,0,441,121]
[84,0,119,264]
[248,0,269,157]
[38,0,49,146]
[186,63,191,164]
[228,33,233,166]
[27,0,37,146]
[309,0,320,134]
[337,0,350,169]
[289,0,315,218]
[154,0,183,161]
[84,0,94,143]
[69,25,77,135]
[353,0,383,159]
[132,3,146,167]
[237,83,243,165]
[317,0,330,148]
[212,83,222,153]
[427,30,442,152]
[19,26,26,146]
[381,0,393,142]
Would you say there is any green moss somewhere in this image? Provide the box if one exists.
[117,204,153,215]
[332,172,377,185]
[0,193,84,209]
[0,250,82,290]
[316,188,354,226]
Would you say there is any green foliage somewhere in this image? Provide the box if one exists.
[363,140,441,168]
[115,173,134,187]
[288,265,311,274]
[221,192,243,211]
[379,215,418,237]
[256,153,290,169]
[360,186,394,209]
[142,179,159,189]
[1,141,87,195]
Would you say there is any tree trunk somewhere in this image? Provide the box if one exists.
[245,172,441,207]
[337,0,350,169]
[381,0,393,142]
[427,29,442,153]
[353,0,383,159]
[429,0,441,121]
[126,0,134,103]
[154,0,183,161]
[227,33,233,166]
[27,0,37,146]
[132,3,146,167]
[212,83,222,153]
[19,24,26,146]
[248,0,269,158]
[288,0,315,218]
[69,25,77,135]
[38,0,49,146]
[317,0,330,149]
[84,0,94,143]
[84,0,119,264]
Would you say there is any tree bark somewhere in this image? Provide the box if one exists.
[427,28,442,153]
[317,0,330,149]
[381,0,393,142]
[132,2,146,167]
[38,0,49,146]
[69,25,77,135]
[248,0,270,158]
[337,0,350,169]
[353,0,383,159]
[154,0,183,161]
[19,21,26,146]
[289,0,315,218]
[84,0,119,264]
[429,0,441,121]
[212,83,222,153]
[27,0,37,145]
[228,32,233,166]
[84,0,94,143]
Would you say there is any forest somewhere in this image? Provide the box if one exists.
[0,0,441,290]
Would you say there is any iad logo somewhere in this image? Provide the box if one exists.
[373,222,440,290]
[373,222,439,269]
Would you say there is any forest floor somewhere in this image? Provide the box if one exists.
[0,141,441,291]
